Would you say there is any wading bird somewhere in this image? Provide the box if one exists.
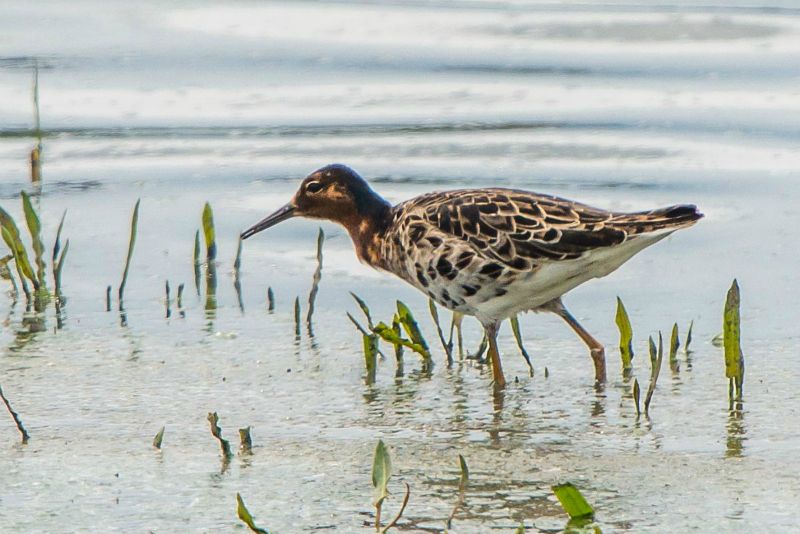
[242,164,701,387]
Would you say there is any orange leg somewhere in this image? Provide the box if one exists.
[546,299,607,383]
[483,322,506,388]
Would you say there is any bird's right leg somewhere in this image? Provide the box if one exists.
[541,298,607,383]
[483,321,506,388]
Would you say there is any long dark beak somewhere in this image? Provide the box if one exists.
[241,203,296,239]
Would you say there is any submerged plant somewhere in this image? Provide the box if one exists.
[723,279,744,402]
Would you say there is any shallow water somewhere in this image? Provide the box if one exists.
[1,1,799,532]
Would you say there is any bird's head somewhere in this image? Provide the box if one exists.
[241,164,389,240]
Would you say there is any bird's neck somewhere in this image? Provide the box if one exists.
[339,196,393,269]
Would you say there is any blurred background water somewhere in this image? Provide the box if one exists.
[0,1,799,532]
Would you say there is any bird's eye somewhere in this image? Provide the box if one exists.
[306,181,324,194]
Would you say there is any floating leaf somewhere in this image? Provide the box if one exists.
[118,199,140,304]
[723,279,744,400]
[153,426,165,449]
[552,482,594,520]
[615,297,634,370]
[372,440,392,507]
[510,315,533,376]
[236,493,269,534]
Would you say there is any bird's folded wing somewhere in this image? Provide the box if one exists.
[399,188,628,270]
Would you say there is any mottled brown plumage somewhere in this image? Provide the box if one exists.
[242,164,703,387]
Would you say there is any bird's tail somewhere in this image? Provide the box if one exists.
[610,204,703,236]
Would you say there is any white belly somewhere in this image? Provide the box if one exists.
[474,232,672,322]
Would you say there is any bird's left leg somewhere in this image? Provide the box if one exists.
[482,321,506,388]
[543,298,607,383]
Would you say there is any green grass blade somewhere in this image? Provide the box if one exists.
[202,202,216,262]
[236,493,270,534]
[668,323,680,373]
[306,228,324,325]
[363,333,378,383]
[350,292,374,329]
[21,191,46,287]
[239,426,253,454]
[723,279,744,400]
[118,199,140,303]
[552,482,594,520]
[372,439,392,506]
[644,332,664,414]
[632,378,641,417]
[396,300,431,359]
[428,299,452,363]
[685,320,694,353]
[391,316,404,363]
[54,239,68,298]
[0,207,38,289]
[458,454,469,490]
[615,297,634,370]
[152,426,165,449]
[193,229,201,296]
[510,315,533,376]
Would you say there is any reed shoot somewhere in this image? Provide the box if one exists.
[236,493,269,534]
[510,315,533,376]
[153,426,165,449]
[644,333,664,415]
[306,228,324,326]
[723,279,744,402]
[615,297,634,371]
[118,198,140,307]
[207,412,233,459]
[0,383,30,443]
